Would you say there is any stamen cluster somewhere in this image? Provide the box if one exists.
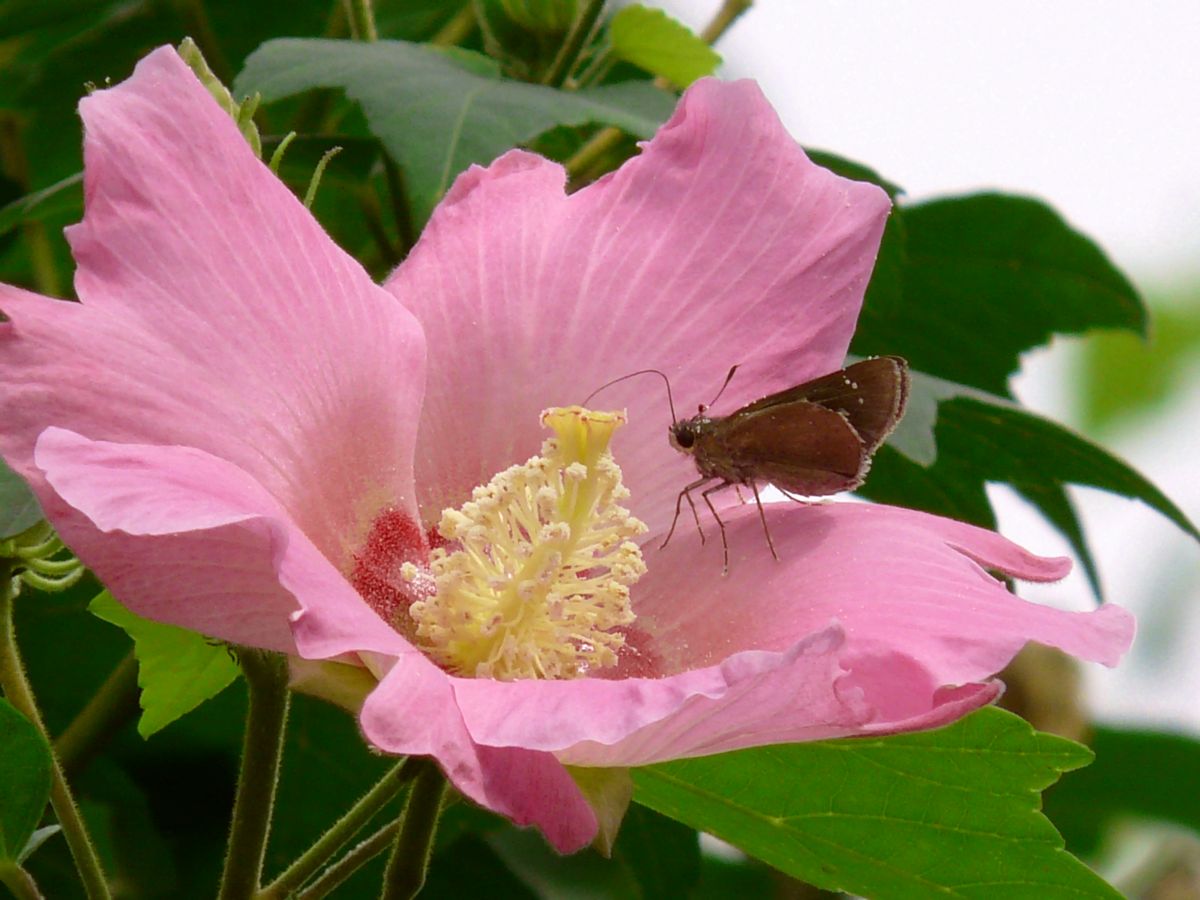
[408,407,647,680]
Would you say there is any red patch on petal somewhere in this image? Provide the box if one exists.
[350,508,433,633]
[600,625,664,679]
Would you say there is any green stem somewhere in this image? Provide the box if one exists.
[0,565,111,900]
[564,125,626,180]
[343,0,378,41]
[541,0,605,86]
[0,861,43,900]
[430,4,476,46]
[54,652,139,777]
[380,761,447,900]
[296,818,399,900]
[572,42,614,88]
[699,0,753,44]
[217,650,291,900]
[257,758,416,899]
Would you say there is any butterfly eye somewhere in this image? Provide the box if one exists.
[673,427,695,449]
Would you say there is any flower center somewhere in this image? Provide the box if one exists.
[407,406,647,680]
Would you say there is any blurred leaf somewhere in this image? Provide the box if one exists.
[0,698,52,862]
[455,803,699,898]
[425,833,538,898]
[486,826,643,897]
[693,853,776,898]
[0,173,83,237]
[609,4,720,88]
[0,457,42,539]
[236,38,676,223]
[1076,299,1200,431]
[612,803,701,897]
[1046,727,1200,854]
[634,707,1119,899]
[88,591,239,738]
[853,193,1146,396]
[76,759,178,893]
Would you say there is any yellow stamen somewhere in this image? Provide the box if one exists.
[408,406,647,680]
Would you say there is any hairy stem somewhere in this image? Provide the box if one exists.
[0,862,44,900]
[699,0,753,44]
[217,650,290,900]
[0,564,111,899]
[343,0,378,41]
[296,818,399,900]
[258,758,417,899]
[380,761,447,900]
[431,4,476,47]
[541,0,605,86]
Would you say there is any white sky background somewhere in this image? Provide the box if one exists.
[662,1,1200,732]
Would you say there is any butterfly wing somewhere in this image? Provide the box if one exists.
[737,356,909,453]
[708,400,869,495]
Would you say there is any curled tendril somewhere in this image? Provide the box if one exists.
[1,520,85,594]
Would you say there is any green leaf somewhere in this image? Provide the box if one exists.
[633,707,1119,899]
[87,591,239,738]
[609,5,721,88]
[235,38,676,224]
[852,193,1146,396]
[1045,727,1200,854]
[867,370,1198,600]
[0,698,52,861]
[0,457,42,539]
[806,149,903,198]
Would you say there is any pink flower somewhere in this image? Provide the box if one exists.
[0,47,1133,852]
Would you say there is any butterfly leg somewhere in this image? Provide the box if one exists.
[661,476,714,550]
[700,481,735,574]
[748,479,779,561]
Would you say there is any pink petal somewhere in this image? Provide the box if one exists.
[361,656,598,853]
[35,428,407,656]
[433,502,1130,768]
[635,502,1134,684]
[451,625,869,766]
[35,427,593,842]
[0,46,425,575]
[384,79,890,533]
[37,424,598,850]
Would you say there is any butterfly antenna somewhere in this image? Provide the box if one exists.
[583,369,678,423]
[700,365,739,412]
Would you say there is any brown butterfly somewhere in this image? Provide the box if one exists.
[664,356,910,571]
